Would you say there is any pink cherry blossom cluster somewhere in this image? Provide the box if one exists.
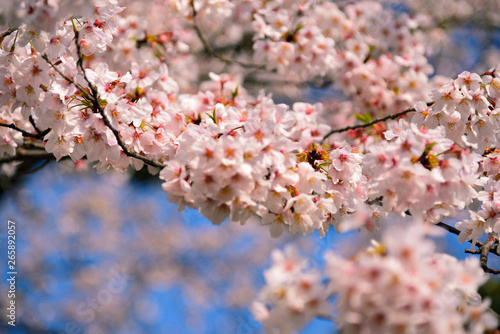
[413,68,500,152]
[1,0,94,35]
[159,77,367,237]
[6,0,121,58]
[456,178,500,248]
[364,118,482,223]
[253,224,498,333]
[327,224,497,334]
[252,1,338,79]
[0,110,25,158]
[325,2,434,117]
[0,3,184,175]
[1,0,374,239]
[391,0,500,25]
[251,246,331,334]
[102,0,198,90]
[112,0,439,119]
[250,1,435,118]
[0,1,127,166]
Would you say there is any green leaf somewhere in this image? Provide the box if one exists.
[205,109,218,125]
[294,25,305,33]
[231,86,239,99]
[423,142,437,154]
[354,113,373,124]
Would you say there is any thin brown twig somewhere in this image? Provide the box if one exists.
[28,115,50,137]
[78,32,164,169]
[189,1,265,70]
[322,102,434,141]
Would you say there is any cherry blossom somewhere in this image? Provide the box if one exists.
[253,223,498,334]
[2,1,500,332]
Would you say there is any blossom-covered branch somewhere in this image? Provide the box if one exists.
[41,50,164,169]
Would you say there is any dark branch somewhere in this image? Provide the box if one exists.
[434,222,500,275]
[434,221,500,255]
[322,102,434,141]
[0,122,48,139]
[368,202,500,273]
[0,151,56,164]
[29,115,44,135]
[435,221,462,237]
[96,100,165,169]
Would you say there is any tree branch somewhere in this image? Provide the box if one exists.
[434,222,500,275]
[0,151,56,164]
[0,122,48,139]
[29,115,44,135]
[434,221,500,256]
[478,233,500,275]
[435,221,463,237]
[74,31,164,169]
[189,0,265,70]
[322,102,434,141]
